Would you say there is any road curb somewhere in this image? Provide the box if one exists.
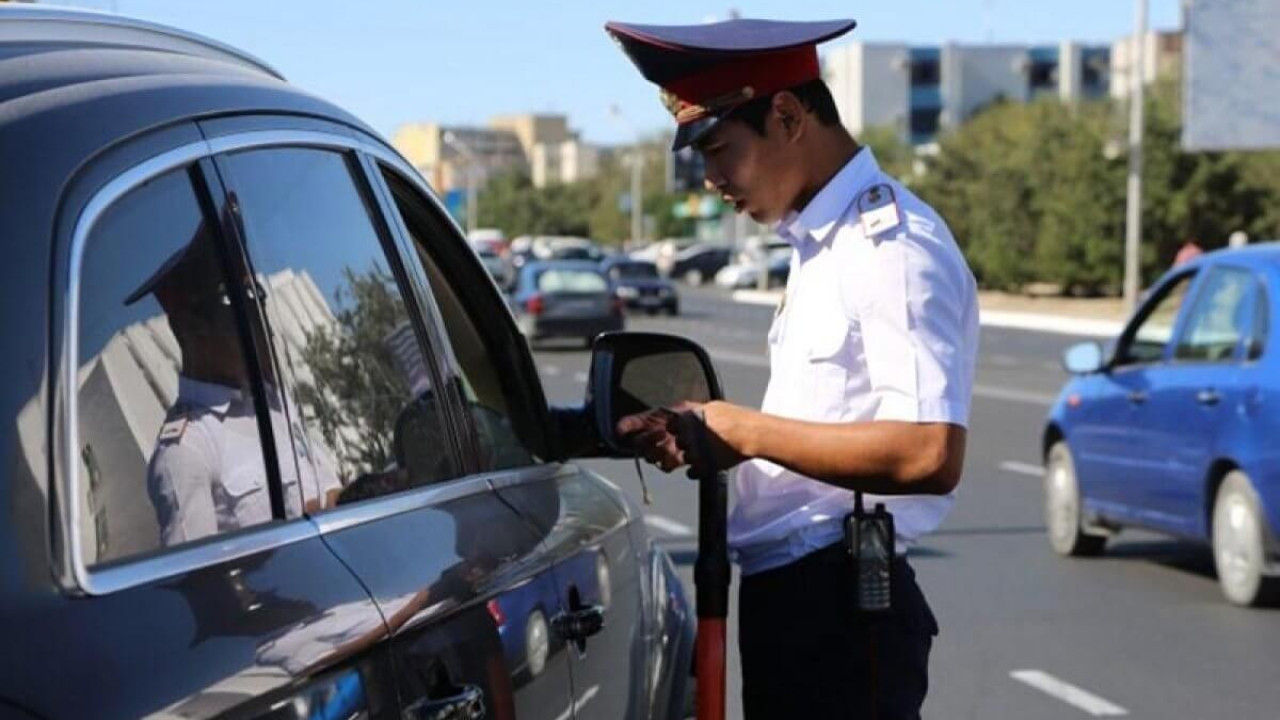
[730,290,1124,338]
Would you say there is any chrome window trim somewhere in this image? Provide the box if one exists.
[86,521,320,596]
[59,127,510,596]
[61,140,215,595]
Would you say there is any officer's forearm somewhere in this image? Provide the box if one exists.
[727,407,966,494]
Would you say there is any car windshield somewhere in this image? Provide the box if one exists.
[611,262,659,280]
[536,268,607,293]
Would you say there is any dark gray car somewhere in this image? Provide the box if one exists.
[0,7,693,719]
[512,261,626,347]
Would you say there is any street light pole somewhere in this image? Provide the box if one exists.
[1123,0,1148,312]
[610,105,645,247]
[442,130,479,236]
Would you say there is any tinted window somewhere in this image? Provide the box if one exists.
[610,262,659,280]
[537,269,609,293]
[382,170,539,472]
[220,147,457,507]
[1119,273,1195,365]
[1175,267,1255,362]
[76,167,282,564]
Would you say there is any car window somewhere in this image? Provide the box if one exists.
[1117,272,1195,365]
[1174,267,1255,363]
[75,166,285,565]
[381,170,540,472]
[537,269,608,293]
[219,147,458,508]
[611,262,659,280]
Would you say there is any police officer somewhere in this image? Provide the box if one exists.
[127,222,342,546]
[607,18,979,720]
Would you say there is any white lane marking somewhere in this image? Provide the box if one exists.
[542,365,561,376]
[972,384,1056,407]
[987,354,1020,367]
[1000,461,1044,477]
[553,685,601,720]
[707,348,1056,406]
[573,371,589,383]
[645,514,693,536]
[1010,670,1129,716]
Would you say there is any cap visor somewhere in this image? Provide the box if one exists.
[672,114,721,151]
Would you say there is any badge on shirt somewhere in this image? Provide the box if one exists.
[856,184,902,238]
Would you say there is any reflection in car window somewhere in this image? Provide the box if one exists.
[537,269,608,293]
[1175,267,1254,362]
[381,170,538,472]
[76,167,282,564]
[221,147,457,507]
[1121,273,1195,365]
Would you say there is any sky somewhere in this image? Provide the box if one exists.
[51,0,1182,146]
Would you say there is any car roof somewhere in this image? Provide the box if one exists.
[523,260,606,273]
[0,6,380,330]
[0,5,282,80]
[1190,242,1280,269]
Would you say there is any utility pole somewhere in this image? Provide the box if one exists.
[1123,0,1148,312]
[442,130,479,235]
[610,105,645,247]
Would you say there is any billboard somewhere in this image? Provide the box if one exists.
[1183,0,1280,151]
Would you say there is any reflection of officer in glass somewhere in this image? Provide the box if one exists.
[127,222,341,546]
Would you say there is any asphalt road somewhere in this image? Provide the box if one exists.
[532,285,1280,720]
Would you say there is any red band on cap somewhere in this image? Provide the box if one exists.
[663,46,820,124]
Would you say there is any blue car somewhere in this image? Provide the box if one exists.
[1043,244,1280,606]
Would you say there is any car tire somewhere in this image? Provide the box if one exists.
[666,304,679,317]
[1212,471,1280,607]
[685,269,703,286]
[525,608,550,678]
[1045,441,1107,557]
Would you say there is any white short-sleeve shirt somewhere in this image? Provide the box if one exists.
[728,148,979,575]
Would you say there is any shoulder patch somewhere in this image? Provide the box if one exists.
[158,416,189,444]
[856,183,903,238]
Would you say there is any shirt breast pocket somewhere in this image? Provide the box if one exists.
[222,465,272,528]
[803,320,857,419]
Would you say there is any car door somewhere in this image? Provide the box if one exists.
[38,133,396,719]
[371,161,651,720]
[1071,271,1197,520]
[1142,265,1260,533]
[202,120,577,720]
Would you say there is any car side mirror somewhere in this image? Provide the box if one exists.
[587,332,723,454]
[1062,341,1105,375]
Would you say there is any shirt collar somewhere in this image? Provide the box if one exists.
[775,146,881,248]
[177,375,244,413]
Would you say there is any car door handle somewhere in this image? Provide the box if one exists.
[1127,390,1148,404]
[552,605,606,642]
[1196,389,1221,406]
[403,684,485,720]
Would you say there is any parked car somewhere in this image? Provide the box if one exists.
[0,7,694,719]
[469,227,509,256]
[714,248,793,290]
[473,242,515,290]
[1043,245,1280,607]
[666,243,733,285]
[602,258,680,316]
[511,261,626,346]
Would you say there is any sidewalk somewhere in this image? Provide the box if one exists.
[731,289,1130,338]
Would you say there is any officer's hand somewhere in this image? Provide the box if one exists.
[616,401,746,476]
